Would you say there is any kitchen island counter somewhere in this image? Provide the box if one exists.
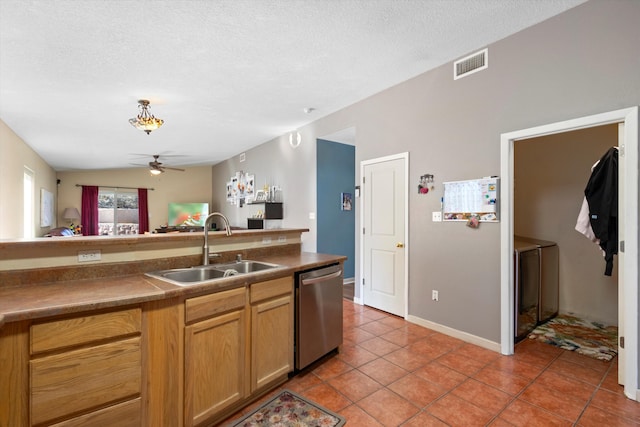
[0,251,345,325]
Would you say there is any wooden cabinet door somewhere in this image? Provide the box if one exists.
[250,293,293,392]
[184,308,246,427]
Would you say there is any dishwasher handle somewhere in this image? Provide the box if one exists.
[301,270,342,286]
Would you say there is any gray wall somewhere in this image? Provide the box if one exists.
[515,125,618,325]
[211,0,640,344]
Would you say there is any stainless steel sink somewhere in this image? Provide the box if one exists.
[210,260,280,274]
[145,260,281,286]
[153,267,230,283]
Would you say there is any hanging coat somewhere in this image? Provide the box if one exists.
[584,147,618,276]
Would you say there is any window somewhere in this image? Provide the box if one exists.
[23,167,34,238]
[98,188,139,235]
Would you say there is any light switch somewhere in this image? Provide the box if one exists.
[432,211,442,222]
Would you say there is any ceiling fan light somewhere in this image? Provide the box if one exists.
[149,168,162,176]
[130,99,164,135]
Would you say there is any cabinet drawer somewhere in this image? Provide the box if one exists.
[30,337,141,426]
[250,277,293,304]
[31,308,141,354]
[48,398,141,427]
[185,287,246,324]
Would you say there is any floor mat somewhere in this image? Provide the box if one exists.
[528,314,618,361]
[229,389,346,427]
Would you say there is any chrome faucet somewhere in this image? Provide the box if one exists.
[203,212,232,265]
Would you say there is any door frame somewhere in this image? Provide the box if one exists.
[500,106,639,400]
[359,152,409,317]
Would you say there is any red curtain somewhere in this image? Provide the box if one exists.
[138,188,149,234]
[81,186,99,235]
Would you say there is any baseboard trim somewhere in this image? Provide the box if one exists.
[406,315,501,353]
[353,297,363,305]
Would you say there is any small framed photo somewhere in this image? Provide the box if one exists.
[245,174,255,199]
[254,190,267,202]
[226,181,233,201]
[341,192,352,211]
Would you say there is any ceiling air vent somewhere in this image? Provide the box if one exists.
[454,48,488,80]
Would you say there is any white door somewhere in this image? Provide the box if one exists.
[361,153,408,317]
[618,122,625,385]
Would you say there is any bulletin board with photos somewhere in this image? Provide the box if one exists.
[442,177,499,222]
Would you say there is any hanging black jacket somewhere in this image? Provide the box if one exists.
[585,147,618,276]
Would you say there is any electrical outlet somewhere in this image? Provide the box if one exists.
[432,211,442,222]
[432,290,439,301]
[78,249,101,262]
[278,236,286,243]
[262,237,272,244]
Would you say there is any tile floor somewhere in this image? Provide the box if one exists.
[224,300,640,426]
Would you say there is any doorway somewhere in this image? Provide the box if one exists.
[360,152,408,317]
[500,107,639,400]
[316,139,356,282]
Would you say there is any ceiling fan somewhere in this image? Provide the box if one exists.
[147,155,185,175]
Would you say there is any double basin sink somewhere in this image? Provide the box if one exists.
[146,260,282,287]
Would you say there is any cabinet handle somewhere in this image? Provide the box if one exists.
[301,270,342,285]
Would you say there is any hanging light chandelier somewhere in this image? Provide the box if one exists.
[129,99,164,134]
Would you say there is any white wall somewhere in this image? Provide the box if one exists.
[211,133,318,252]
[514,124,618,325]
[57,166,213,231]
[0,120,57,239]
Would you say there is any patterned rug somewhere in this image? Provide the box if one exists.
[230,389,346,427]
[528,314,618,361]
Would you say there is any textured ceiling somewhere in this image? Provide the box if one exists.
[0,0,585,171]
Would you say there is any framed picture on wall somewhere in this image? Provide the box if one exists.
[226,181,233,201]
[341,192,352,211]
[245,174,255,200]
[40,188,54,227]
[254,190,267,202]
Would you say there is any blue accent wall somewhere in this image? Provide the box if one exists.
[317,139,355,279]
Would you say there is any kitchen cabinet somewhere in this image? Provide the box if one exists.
[182,276,294,427]
[250,276,294,392]
[29,308,142,426]
[183,287,248,427]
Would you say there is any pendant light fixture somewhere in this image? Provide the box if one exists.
[129,99,164,134]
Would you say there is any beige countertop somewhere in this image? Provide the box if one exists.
[0,252,345,327]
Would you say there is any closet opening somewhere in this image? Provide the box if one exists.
[500,107,639,401]
[513,125,618,358]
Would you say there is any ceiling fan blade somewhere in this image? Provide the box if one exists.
[164,166,185,172]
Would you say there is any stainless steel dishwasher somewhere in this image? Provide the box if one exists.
[295,263,343,370]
